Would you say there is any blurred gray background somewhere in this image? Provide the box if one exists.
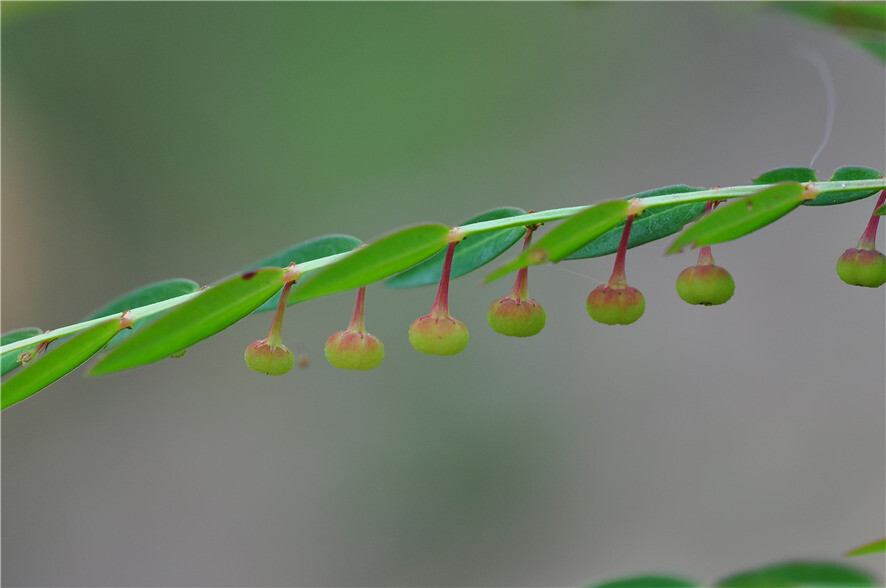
[2,3,884,587]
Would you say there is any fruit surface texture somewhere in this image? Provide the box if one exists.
[586,285,645,325]
[408,315,469,355]
[836,248,886,288]
[676,264,735,305]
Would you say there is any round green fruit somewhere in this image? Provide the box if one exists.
[675,264,735,305]
[586,285,645,325]
[836,248,886,288]
[488,297,546,337]
[325,330,385,370]
[244,340,295,375]
[408,315,469,356]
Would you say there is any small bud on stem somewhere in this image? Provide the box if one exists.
[325,286,385,370]
[836,190,886,288]
[409,241,469,355]
[244,281,295,375]
[586,215,646,325]
[488,227,547,337]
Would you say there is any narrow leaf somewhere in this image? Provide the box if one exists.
[587,574,699,588]
[485,200,630,283]
[668,183,805,254]
[245,234,363,312]
[1,327,43,376]
[386,208,526,289]
[91,268,285,376]
[566,185,706,259]
[806,167,883,206]
[85,279,200,320]
[289,224,451,304]
[874,203,886,215]
[84,278,201,350]
[846,538,886,557]
[753,167,818,185]
[2,320,121,410]
[716,560,877,587]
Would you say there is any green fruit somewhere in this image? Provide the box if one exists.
[675,264,735,305]
[836,248,886,288]
[325,330,385,370]
[244,339,295,375]
[488,297,546,337]
[408,315,469,356]
[586,284,645,325]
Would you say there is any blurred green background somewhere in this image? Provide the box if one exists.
[2,3,884,586]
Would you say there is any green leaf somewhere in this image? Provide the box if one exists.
[779,3,886,63]
[386,208,526,289]
[486,200,630,283]
[874,204,886,215]
[806,167,883,206]
[846,538,886,557]
[754,167,818,185]
[566,186,706,259]
[85,279,201,320]
[84,278,201,350]
[586,574,699,588]
[90,268,285,376]
[289,224,451,304]
[244,234,363,312]
[716,560,878,587]
[855,37,886,62]
[2,320,121,410]
[1,327,43,376]
[668,183,805,254]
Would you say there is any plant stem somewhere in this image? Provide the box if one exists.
[348,287,367,333]
[509,229,535,300]
[3,178,885,356]
[858,190,886,250]
[696,201,716,265]
[430,242,457,318]
[608,215,635,287]
[265,282,293,346]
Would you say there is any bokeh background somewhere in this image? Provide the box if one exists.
[2,3,884,587]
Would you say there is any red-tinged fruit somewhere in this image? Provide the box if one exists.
[836,248,886,288]
[325,287,385,370]
[325,330,385,370]
[408,315,469,356]
[676,264,735,305]
[586,284,645,325]
[488,297,546,337]
[244,339,294,376]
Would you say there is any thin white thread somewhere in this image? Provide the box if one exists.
[555,265,606,286]
[791,44,835,168]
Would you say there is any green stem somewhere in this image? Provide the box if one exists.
[3,178,884,357]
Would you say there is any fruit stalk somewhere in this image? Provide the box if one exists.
[858,190,886,250]
[266,281,294,346]
[608,214,635,286]
[430,242,457,318]
[510,228,537,300]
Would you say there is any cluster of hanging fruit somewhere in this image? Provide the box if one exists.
[244,192,885,375]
